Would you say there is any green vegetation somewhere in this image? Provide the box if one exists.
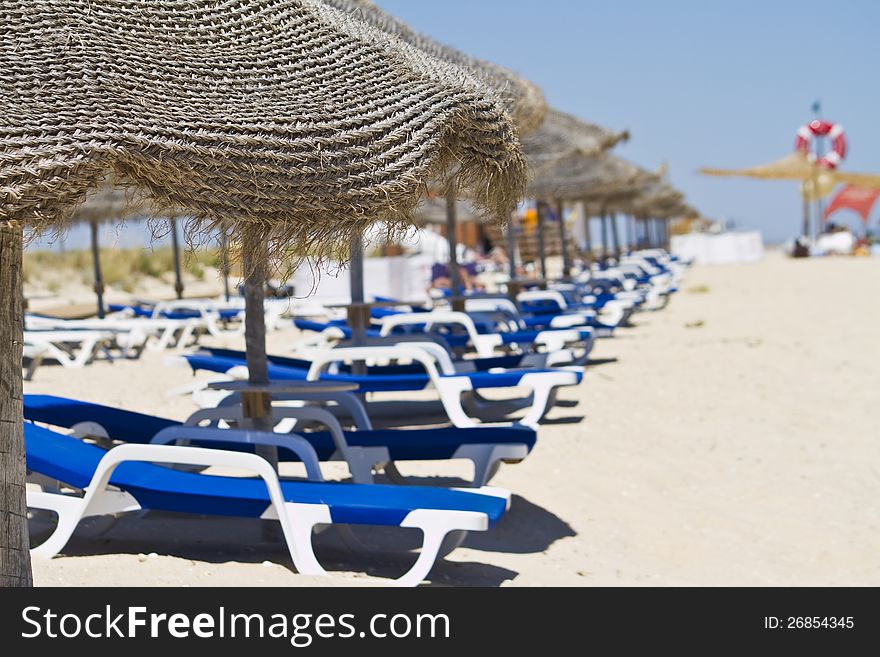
[23,246,221,289]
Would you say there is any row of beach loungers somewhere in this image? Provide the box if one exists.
[22,249,688,585]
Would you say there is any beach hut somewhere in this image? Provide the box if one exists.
[0,0,526,586]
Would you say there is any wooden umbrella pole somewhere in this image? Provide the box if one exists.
[802,196,810,239]
[445,185,464,311]
[89,220,105,319]
[348,233,368,346]
[219,230,231,302]
[610,211,621,259]
[581,202,593,265]
[0,220,32,586]
[535,201,548,287]
[169,217,184,299]
[600,209,609,263]
[556,199,571,279]
[505,212,520,300]
[347,233,369,377]
[241,230,279,543]
[241,229,273,434]
[625,214,634,252]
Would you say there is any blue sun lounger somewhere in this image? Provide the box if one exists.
[24,394,537,486]
[294,313,594,362]
[24,423,508,586]
[181,345,582,428]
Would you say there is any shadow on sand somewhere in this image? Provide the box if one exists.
[33,489,572,586]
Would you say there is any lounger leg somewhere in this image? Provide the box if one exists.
[434,379,479,428]
[274,502,332,577]
[517,381,556,428]
[24,353,44,381]
[148,327,173,351]
[397,510,486,587]
[27,491,87,558]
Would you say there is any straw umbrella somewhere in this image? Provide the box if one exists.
[517,110,628,283]
[611,178,689,250]
[321,0,546,316]
[61,183,190,317]
[0,0,527,586]
[700,152,880,238]
[532,152,656,263]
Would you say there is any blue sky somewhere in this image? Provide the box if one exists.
[35,0,880,250]
[377,0,880,241]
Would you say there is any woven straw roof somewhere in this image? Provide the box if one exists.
[615,178,684,217]
[700,152,880,189]
[413,194,482,226]
[321,0,547,135]
[1,0,527,264]
[523,109,628,171]
[529,152,654,202]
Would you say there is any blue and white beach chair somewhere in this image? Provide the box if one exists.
[25,394,537,486]
[24,422,510,586]
[178,345,583,428]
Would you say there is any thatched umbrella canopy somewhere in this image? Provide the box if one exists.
[528,152,654,264]
[321,0,547,135]
[0,0,528,585]
[58,183,191,316]
[522,109,628,172]
[315,0,545,311]
[415,112,633,281]
[4,0,525,246]
[515,110,628,280]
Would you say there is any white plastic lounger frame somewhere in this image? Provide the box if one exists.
[23,330,114,369]
[26,317,151,358]
[27,441,508,586]
[306,345,578,429]
[379,311,502,358]
[183,404,527,487]
[22,344,47,381]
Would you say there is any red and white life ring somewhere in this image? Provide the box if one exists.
[794,120,847,169]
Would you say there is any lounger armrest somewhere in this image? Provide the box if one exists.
[150,426,324,481]
[186,405,351,459]
[305,346,443,382]
[217,390,373,430]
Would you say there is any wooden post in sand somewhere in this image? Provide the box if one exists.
[241,231,273,438]
[89,220,105,318]
[240,230,279,541]
[556,199,571,279]
[169,217,184,299]
[625,214,634,252]
[610,212,621,259]
[802,196,811,239]
[535,201,548,282]
[505,213,520,300]
[599,210,609,262]
[445,185,465,311]
[581,203,593,264]
[0,221,32,587]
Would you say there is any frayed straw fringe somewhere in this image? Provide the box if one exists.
[2,0,528,274]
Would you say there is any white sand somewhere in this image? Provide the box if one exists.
[26,252,880,586]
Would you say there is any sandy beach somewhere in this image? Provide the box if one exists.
[25,251,880,586]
